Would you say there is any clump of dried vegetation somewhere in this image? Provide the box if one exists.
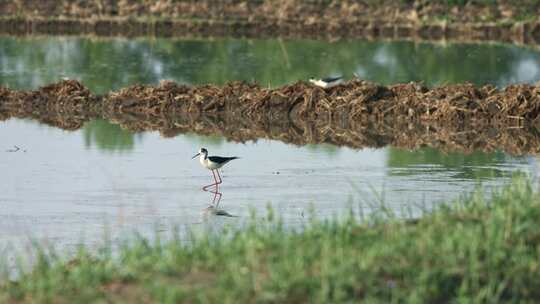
[2,79,540,154]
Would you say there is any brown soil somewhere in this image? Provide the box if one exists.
[2,79,540,155]
[0,1,540,44]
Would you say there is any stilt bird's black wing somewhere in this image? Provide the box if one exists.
[321,76,343,82]
[208,156,239,164]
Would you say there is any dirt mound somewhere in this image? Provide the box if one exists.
[1,79,540,155]
[105,79,540,125]
[1,80,100,113]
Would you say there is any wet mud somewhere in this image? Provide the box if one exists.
[2,79,540,155]
[0,1,540,44]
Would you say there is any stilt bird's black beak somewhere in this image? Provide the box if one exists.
[192,153,200,159]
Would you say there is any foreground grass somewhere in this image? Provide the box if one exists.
[2,179,540,303]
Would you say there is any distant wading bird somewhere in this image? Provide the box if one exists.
[309,76,343,88]
[192,148,239,191]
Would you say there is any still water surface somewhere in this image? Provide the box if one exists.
[1,36,540,93]
[1,36,540,250]
[0,119,536,250]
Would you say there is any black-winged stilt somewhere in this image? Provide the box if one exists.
[192,147,238,191]
[309,76,343,88]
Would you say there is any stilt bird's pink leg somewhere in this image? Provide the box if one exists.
[215,169,223,186]
[202,169,218,191]
[210,188,222,207]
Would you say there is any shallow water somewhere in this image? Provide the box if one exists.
[1,36,540,251]
[0,118,536,251]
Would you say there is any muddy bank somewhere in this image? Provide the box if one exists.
[103,79,540,125]
[1,0,540,44]
[1,79,540,155]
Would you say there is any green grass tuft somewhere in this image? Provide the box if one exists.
[2,177,540,303]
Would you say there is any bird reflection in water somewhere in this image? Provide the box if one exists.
[202,187,236,217]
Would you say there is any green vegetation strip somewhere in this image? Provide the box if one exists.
[2,178,540,302]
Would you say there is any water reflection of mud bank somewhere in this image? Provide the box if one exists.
[1,17,540,46]
[1,0,540,45]
[102,113,540,156]
[2,79,540,155]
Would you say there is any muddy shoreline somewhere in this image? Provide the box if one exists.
[2,80,540,155]
[0,0,540,44]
